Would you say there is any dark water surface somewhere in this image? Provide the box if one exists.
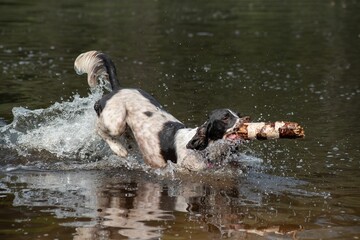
[1,0,359,239]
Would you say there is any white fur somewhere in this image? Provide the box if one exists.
[97,89,183,168]
[175,128,206,171]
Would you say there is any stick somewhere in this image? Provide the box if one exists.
[224,117,305,140]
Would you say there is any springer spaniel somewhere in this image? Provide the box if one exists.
[74,51,243,171]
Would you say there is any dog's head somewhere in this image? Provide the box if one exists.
[186,109,245,150]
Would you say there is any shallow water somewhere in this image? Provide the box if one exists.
[0,0,359,239]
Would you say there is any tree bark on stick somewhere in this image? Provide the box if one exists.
[224,117,305,141]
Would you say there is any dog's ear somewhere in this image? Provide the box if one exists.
[186,123,209,150]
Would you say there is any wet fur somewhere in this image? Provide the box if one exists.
[74,51,241,171]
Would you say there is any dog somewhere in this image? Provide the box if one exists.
[74,51,243,171]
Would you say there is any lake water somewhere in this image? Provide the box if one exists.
[0,0,359,239]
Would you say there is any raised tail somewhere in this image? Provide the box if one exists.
[74,50,120,90]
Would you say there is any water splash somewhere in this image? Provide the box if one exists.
[1,88,103,158]
[0,83,133,172]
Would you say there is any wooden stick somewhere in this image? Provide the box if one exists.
[224,117,305,140]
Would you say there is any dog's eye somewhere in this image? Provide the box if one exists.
[222,114,230,121]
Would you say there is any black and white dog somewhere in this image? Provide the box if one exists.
[74,51,243,171]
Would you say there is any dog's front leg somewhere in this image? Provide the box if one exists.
[96,121,128,157]
[99,131,128,157]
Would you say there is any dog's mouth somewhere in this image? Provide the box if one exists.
[224,132,241,141]
[223,116,250,141]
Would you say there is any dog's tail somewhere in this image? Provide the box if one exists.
[74,51,120,90]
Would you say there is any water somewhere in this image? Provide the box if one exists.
[0,0,359,239]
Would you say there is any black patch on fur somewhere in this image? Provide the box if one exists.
[137,89,163,109]
[159,121,185,163]
[143,111,153,117]
[94,90,120,116]
[97,53,120,90]
[94,101,102,117]
[187,109,239,150]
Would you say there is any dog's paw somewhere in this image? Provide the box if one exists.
[107,141,128,157]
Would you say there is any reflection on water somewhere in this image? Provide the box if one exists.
[1,169,328,239]
[2,168,359,239]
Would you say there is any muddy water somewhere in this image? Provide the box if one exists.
[0,0,359,239]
